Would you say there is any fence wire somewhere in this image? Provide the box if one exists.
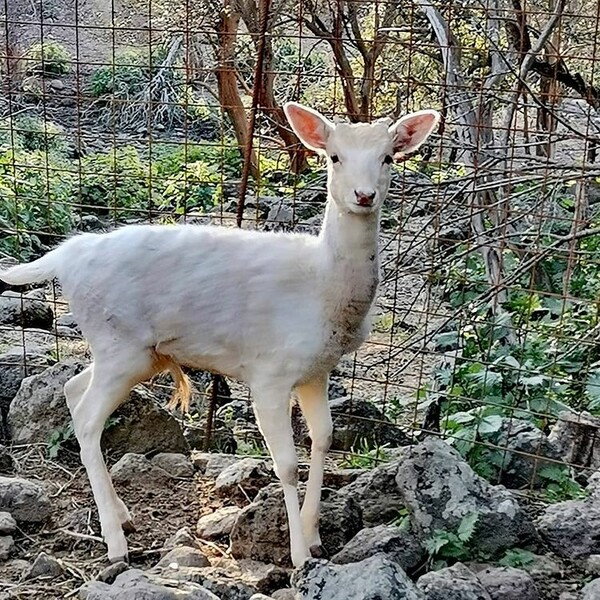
[0,0,599,499]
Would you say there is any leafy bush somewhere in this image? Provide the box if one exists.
[424,513,480,568]
[0,150,75,260]
[25,41,71,75]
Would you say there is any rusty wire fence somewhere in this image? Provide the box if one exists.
[0,0,599,500]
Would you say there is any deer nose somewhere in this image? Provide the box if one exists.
[355,190,376,206]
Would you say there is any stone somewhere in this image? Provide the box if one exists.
[191,452,240,477]
[0,511,16,534]
[204,558,289,595]
[7,359,85,445]
[322,469,363,490]
[80,568,220,599]
[231,484,362,566]
[395,439,537,556]
[215,458,273,500]
[102,386,189,458]
[56,312,81,332]
[272,590,296,600]
[96,561,129,584]
[338,461,405,527]
[582,578,600,600]
[155,564,258,599]
[217,400,255,424]
[292,555,424,599]
[476,566,539,600]
[332,524,424,574]
[0,445,15,473]
[250,596,273,600]
[25,551,63,579]
[585,555,600,575]
[292,397,410,452]
[417,563,491,600]
[156,547,210,569]
[163,527,201,552]
[197,506,241,540]
[151,453,195,478]
[537,499,600,559]
[549,411,600,469]
[0,349,53,428]
[0,535,15,560]
[0,476,51,523]
[0,290,53,330]
[488,418,561,488]
[110,453,171,486]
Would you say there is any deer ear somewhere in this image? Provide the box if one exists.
[284,102,333,153]
[389,109,440,158]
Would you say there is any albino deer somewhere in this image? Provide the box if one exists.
[0,102,440,567]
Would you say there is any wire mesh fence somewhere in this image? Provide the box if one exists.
[0,0,599,505]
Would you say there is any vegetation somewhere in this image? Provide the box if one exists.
[24,41,72,75]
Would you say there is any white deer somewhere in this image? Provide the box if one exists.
[0,102,439,567]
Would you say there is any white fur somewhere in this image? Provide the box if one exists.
[0,102,439,567]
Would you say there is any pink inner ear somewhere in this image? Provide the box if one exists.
[288,106,325,148]
[394,112,437,154]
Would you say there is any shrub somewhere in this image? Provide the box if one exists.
[0,150,75,260]
[24,41,71,75]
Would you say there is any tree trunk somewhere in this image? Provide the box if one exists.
[214,3,258,178]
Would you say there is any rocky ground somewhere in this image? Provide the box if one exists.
[1,288,600,599]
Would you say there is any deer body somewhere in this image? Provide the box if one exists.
[0,102,439,567]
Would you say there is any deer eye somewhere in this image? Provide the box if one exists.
[383,155,393,165]
[330,154,340,164]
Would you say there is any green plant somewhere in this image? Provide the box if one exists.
[15,116,67,154]
[424,513,479,568]
[25,41,71,75]
[538,465,588,502]
[47,422,75,458]
[499,548,537,569]
[339,439,389,469]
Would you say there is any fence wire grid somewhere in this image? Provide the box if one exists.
[0,0,599,501]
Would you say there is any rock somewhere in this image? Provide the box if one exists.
[96,561,129,584]
[582,579,600,600]
[0,476,51,523]
[322,469,363,490]
[331,524,424,574]
[204,558,289,595]
[395,439,537,556]
[231,484,362,566]
[7,359,85,444]
[191,452,240,477]
[80,568,220,599]
[0,349,53,427]
[537,499,600,559]
[0,445,15,472]
[215,458,273,500]
[185,416,236,454]
[549,411,600,469]
[0,511,17,534]
[163,527,201,552]
[110,453,171,486]
[417,563,491,599]
[102,386,189,457]
[217,400,255,424]
[156,564,259,599]
[292,554,424,599]
[0,535,15,560]
[250,595,273,600]
[197,506,241,540]
[49,78,65,90]
[56,312,81,333]
[487,418,561,488]
[156,547,210,569]
[338,461,405,527]
[586,555,600,575]
[272,590,296,600]
[476,566,538,600]
[25,551,63,579]
[77,215,106,232]
[292,397,410,452]
[0,290,53,330]
[151,453,195,478]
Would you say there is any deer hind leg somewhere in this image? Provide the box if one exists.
[295,374,332,554]
[67,349,153,562]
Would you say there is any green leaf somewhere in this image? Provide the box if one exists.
[478,415,503,434]
[520,374,548,387]
[457,513,479,542]
[587,371,600,400]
